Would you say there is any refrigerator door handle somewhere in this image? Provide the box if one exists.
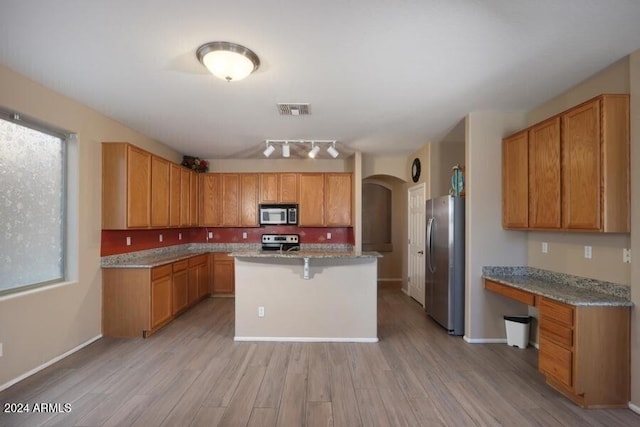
[427,217,436,273]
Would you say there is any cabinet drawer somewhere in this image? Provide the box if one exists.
[173,260,188,272]
[188,254,208,267]
[539,298,574,327]
[151,264,172,280]
[539,336,573,387]
[484,279,535,306]
[540,318,573,347]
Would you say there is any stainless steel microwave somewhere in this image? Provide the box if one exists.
[259,204,298,225]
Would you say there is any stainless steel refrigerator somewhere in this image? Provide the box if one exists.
[425,195,465,335]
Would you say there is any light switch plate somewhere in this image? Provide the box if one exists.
[126,236,131,246]
[542,242,548,253]
[242,232,248,239]
[327,232,332,240]
[208,232,213,239]
[584,246,592,259]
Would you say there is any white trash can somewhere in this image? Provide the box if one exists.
[504,315,531,349]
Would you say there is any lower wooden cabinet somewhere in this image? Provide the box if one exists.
[103,254,211,338]
[538,297,630,408]
[211,253,235,294]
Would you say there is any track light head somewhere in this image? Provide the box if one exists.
[326,142,339,158]
[308,142,320,158]
[282,142,290,158]
[263,143,275,158]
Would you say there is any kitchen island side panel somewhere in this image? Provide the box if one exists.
[234,257,378,341]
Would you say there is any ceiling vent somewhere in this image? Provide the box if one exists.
[277,103,310,116]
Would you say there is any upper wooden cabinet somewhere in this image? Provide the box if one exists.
[502,131,529,229]
[189,171,199,226]
[562,95,629,232]
[200,173,220,226]
[151,156,171,227]
[241,174,259,226]
[299,173,325,226]
[169,163,182,227]
[199,173,260,227]
[260,173,299,204]
[325,173,352,226]
[103,143,152,229]
[502,94,629,233]
[529,117,561,229]
[220,174,241,226]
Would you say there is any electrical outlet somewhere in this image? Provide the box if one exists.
[126,236,131,246]
[623,248,631,264]
[327,232,332,240]
[159,234,163,242]
[242,232,248,239]
[0,342,3,358]
[258,306,265,317]
[584,246,592,259]
[178,233,182,241]
[208,232,213,239]
[541,242,548,254]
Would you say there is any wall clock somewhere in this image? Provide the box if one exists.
[411,158,421,183]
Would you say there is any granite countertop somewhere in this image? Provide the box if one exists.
[482,266,632,307]
[230,250,382,259]
[101,243,359,268]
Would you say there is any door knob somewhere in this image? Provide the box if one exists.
[418,250,424,255]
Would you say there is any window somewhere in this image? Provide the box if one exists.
[0,112,68,294]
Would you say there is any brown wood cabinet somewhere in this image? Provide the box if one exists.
[211,253,234,294]
[151,156,171,227]
[189,171,199,226]
[538,297,630,408]
[172,260,188,315]
[561,95,629,232]
[502,131,529,229]
[502,94,629,232]
[102,143,152,229]
[180,168,191,227]
[529,117,561,229]
[169,163,182,227]
[220,174,241,226]
[324,173,352,226]
[260,173,299,204]
[188,254,209,304]
[240,174,259,226]
[150,265,173,331]
[199,173,221,226]
[298,173,325,226]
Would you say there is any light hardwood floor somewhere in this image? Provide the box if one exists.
[1,287,638,427]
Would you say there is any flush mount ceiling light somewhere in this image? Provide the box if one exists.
[263,140,339,159]
[196,41,260,82]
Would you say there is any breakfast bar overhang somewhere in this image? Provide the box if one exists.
[231,251,381,342]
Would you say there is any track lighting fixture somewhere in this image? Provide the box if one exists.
[282,142,290,158]
[326,141,339,158]
[308,142,320,159]
[263,142,275,157]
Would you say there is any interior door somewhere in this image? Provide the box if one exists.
[407,184,426,306]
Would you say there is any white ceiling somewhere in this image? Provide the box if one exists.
[1,1,640,159]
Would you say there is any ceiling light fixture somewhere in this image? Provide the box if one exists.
[196,41,260,82]
[282,141,290,158]
[326,141,340,158]
[308,142,320,159]
[263,142,275,158]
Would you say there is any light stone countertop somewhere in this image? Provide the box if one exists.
[482,266,632,307]
[230,250,382,259]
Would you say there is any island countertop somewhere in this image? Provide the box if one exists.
[230,250,382,259]
[482,266,632,307]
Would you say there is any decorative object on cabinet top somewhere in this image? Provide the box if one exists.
[482,266,631,306]
[181,155,209,173]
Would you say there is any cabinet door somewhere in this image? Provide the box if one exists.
[259,173,278,204]
[220,174,240,226]
[562,99,601,230]
[325,173,352,226]
[126,145,152,228]
[279,173,299,203]
[180,168,191,227]
[197,262,209,298]
[529,117,561,229]
[241,173,259,226]
[212,253,235,294]
[169,164,182,227]
[502,131,529,229]
[190,171,199,226]
[172,266,188,314]
[151,156,170,227]
[151,273,172,329]
[187,265,199,305]
[200,173,220,226]
[299,173,325,226]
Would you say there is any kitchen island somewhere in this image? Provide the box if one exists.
[231,250,382,342]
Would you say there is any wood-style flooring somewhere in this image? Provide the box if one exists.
[1,287,638,427]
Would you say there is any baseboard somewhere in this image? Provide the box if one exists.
[401,287,409,296]
[463,336,507,344]
[234,336,379,343]
[629,401,640,415]
[0,334,102,393]
[377,278,402,282]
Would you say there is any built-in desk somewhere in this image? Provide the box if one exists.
[483,267,631,409]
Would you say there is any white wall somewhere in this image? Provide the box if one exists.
[0,65,181,389]
[464,112,529,341]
